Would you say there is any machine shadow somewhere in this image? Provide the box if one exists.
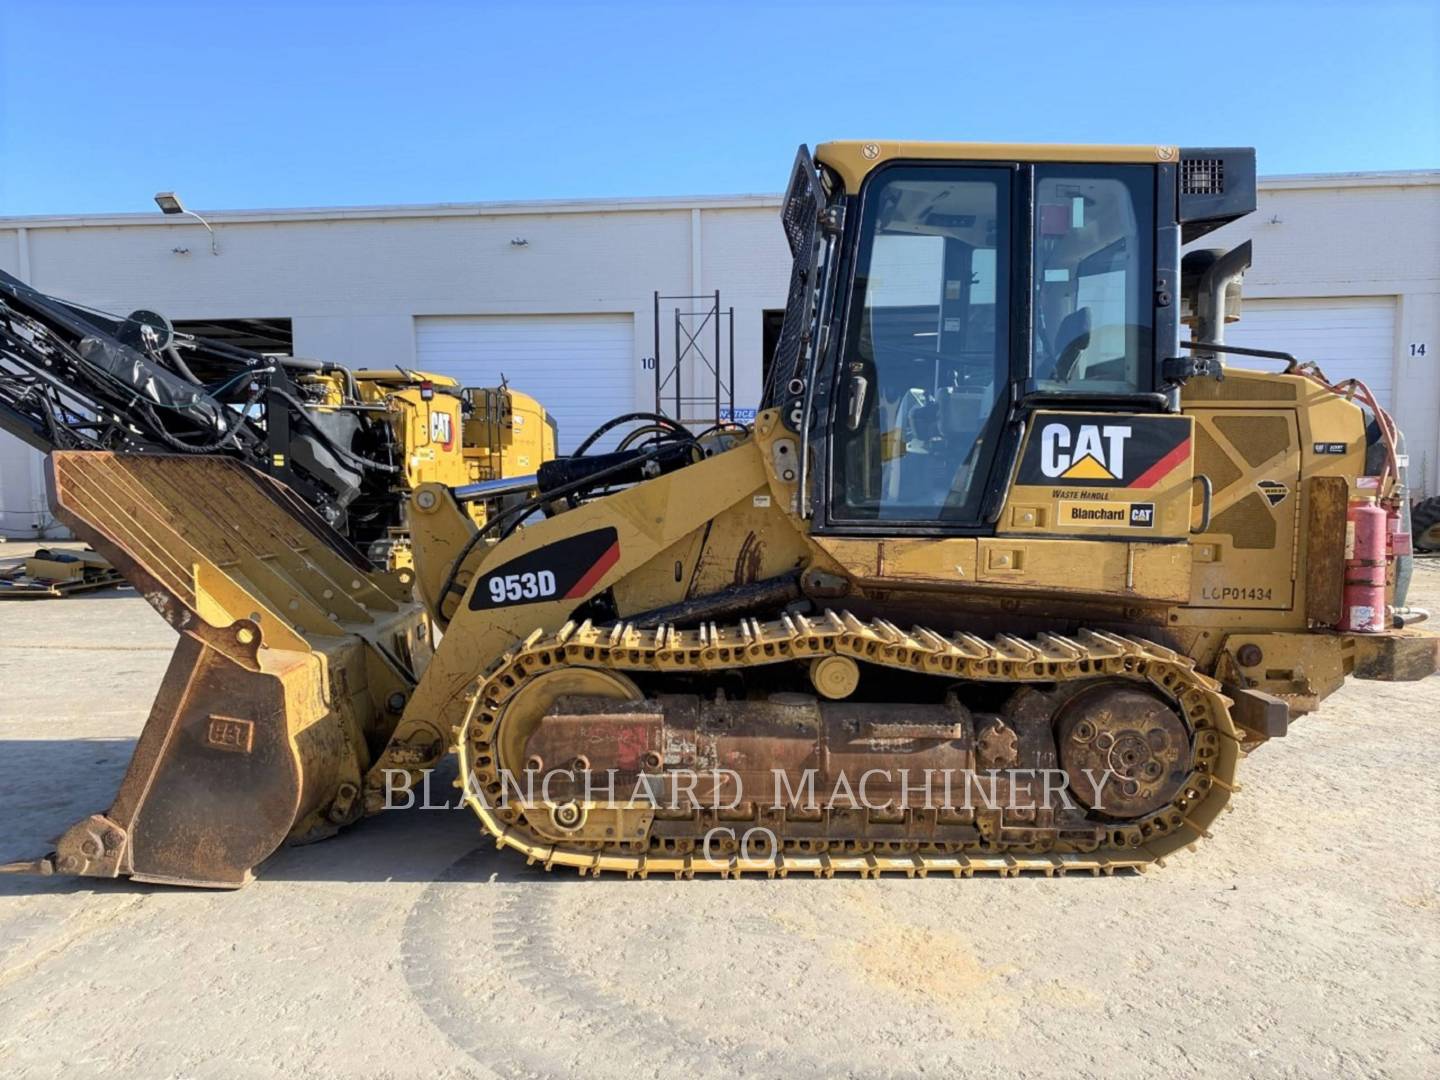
[0,739,573,891]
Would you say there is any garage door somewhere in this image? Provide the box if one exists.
[1223,297,1396,407]
[414,315,635,452]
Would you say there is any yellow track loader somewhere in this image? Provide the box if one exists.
[4,141,1436,886]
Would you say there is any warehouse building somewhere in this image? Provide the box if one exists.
[1,169,1436,536]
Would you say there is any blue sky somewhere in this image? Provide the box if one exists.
[1,0,1436,216]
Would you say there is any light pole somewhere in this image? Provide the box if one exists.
[154,191,218,255]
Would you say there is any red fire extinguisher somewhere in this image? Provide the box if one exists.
[1385,502,1412,558]
[1341,498,1388,633]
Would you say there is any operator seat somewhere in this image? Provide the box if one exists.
[1051,306,1092,382]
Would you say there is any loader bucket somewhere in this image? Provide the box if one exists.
[6,452,431,887]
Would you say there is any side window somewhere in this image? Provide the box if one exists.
[1032,166,1155,393]
[831,166,1012,523]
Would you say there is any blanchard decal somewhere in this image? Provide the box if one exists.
[1058,500,1155,528]
[1018,414,1190,489]
[469,526,620,611]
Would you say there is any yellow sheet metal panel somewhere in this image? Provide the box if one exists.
[976,537,1191,601]
[879,537,980,582]
[811,537,880,579]
[811,537,980,585]
[463,387,552,483]
[353,368,462,388]
[816,141,1176,192]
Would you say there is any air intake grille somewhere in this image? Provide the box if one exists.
[1181,158,1225,195]
[1188,376,1298,402]
[1209,492,1276,550]
[1215,415,1292,469]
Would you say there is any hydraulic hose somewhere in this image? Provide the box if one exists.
[572,411,694,456]
[435,442,677,624]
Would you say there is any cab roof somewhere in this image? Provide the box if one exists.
[815,141,1178,192]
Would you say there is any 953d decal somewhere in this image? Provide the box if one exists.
[1017,413,1191,489]
[469,526,620,611]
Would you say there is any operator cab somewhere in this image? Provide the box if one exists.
[765,141,1256,534]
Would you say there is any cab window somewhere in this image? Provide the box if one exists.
[1031,165,1154,393]
[831,165,1012,522]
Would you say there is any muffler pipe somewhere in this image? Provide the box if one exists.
[1196,239,1253,353]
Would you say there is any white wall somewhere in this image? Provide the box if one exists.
[0,196,792,535]
[2,174,1437,532]
[0,437,54,539]
[0,201,790,375]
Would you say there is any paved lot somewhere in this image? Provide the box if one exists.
[1,541,1437,1078]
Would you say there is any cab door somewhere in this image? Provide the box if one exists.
[826,163,1016,529]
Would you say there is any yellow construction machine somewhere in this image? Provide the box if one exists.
[301,367,555,566]
[4,142,1436,886]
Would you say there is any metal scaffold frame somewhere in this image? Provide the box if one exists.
[652,290,735,431]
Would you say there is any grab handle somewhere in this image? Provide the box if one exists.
[1191,474,1213,534]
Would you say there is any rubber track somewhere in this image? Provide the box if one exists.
[453,612,1242,878]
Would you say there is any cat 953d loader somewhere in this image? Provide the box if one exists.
[4,141,1436,887]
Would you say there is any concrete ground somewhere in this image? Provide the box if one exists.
[1,541,1437,1079]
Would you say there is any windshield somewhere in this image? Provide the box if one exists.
[830,165,1012,522]
[1031,165,1154,393]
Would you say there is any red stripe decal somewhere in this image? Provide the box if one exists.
[1130,438,1191,489]
[565,540,621,598]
